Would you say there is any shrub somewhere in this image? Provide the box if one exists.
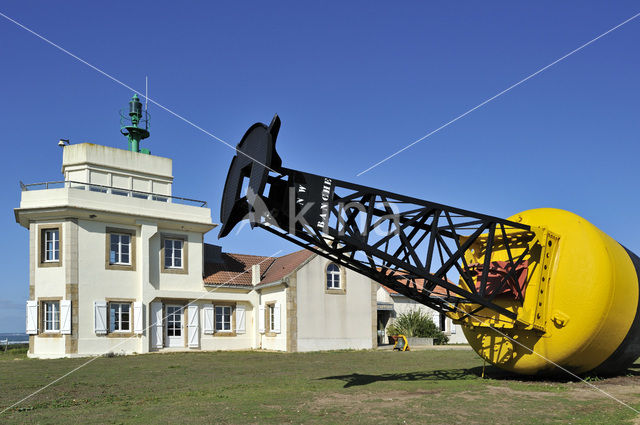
[387,310,449,345]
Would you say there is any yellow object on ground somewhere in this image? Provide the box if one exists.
[455,208,640,375]
[393,334,410,351]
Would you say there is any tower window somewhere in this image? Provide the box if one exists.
[105,228,136,270]
[43,229,59,262]
[110,233,131,265]
[164,239,183,269]
[39,225,62,267]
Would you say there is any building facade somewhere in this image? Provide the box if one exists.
[15,142,381,358]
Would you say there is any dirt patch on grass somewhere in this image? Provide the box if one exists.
[483,385,561,400]
[307,389,438,415]
[555,375,640,403]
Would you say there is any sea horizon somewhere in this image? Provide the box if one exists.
[0,332,29,343]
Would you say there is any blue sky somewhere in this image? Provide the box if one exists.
[1,1,639,332]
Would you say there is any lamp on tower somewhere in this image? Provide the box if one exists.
[120,94,151,154]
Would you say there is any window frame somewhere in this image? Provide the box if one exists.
[105,228,136,271]
[110,233,131,265]
[269,305,275,332]
[42,300,60,333]
[105,299,136,337]
[164,238,183,269]
[161,234,188,275]
[38,224,62,267]
[109,302,131,333]
[213,303,236,336]
[214,305,232,333]
[264,302,277,337]
[325,262,347,294]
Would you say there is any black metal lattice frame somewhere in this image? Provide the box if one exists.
[219,116,536,320]
[256,169,533,319]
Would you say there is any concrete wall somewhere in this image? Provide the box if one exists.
[295,256,374,351]
[155,231,204,292]
[199,293,257,351]
[258,285,288,351]
[30,220,69,357]
[76,219,141,355]
[62,143,173,195]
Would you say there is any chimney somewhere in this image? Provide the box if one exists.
[252,264,261,285]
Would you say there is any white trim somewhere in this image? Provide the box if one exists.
[258,305,265,334]
[214,305,232,333]
[203,304,214,334]
[133,302,143,334]
[26,300,38,335]
[60,300,71,335]
[94,301,107,335]
[150,302,163,348]
[236,305,246,334]
[109,232,132,265]
[109,302,131,332]
[273,302,281,334]
[187,305,199,348]
[43,301,60,333]
[164,238,184,269]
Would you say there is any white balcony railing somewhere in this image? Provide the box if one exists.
[20,180,207,208]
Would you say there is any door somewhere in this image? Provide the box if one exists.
[165,305,184,347]
[377,310,391,345]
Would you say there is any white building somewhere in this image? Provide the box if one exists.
[15,142,381,358]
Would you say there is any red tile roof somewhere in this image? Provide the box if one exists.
[258,249,315,286]
[378,271,452,297]
[203,247,315,287]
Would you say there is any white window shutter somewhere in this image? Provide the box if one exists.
[94,301,107,335]
[273,302,281,334]
[150,302,163,348]
[133,302,143,334]
[60,300,71,335]
[187,305,199,348]
[203,304,214,334]
[26,300,38,335]
[258,305,265,334]
[236,305,246,334]
[450,319,456,334]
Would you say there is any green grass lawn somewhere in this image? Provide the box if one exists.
[1,346,640,424]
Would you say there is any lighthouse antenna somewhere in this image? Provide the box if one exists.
[145,76,148,112]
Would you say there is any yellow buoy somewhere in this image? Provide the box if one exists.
[456,208,640,375]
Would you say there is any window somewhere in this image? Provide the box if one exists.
[215,306,231,332]
[109,302,131,332]
[164,239,183,269]
[263,302,280,335]
[269,304,276,332]
[132,191,148,200]
[166,305,182,337]
[106,229,136,270]
[112,189,129,197]
[110,233,131,265]
[326,263,341,289]
[89,185,108,193]
[43,301,60,332]
[40,225,61,266]
[161,235,187,274]
[43,229,59,262]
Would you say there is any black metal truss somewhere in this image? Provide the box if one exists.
[260,168,534,319]
[219,115,536,320]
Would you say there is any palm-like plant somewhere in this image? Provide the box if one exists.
[386,310,449,345]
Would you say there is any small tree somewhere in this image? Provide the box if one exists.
[387,310,449,345]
